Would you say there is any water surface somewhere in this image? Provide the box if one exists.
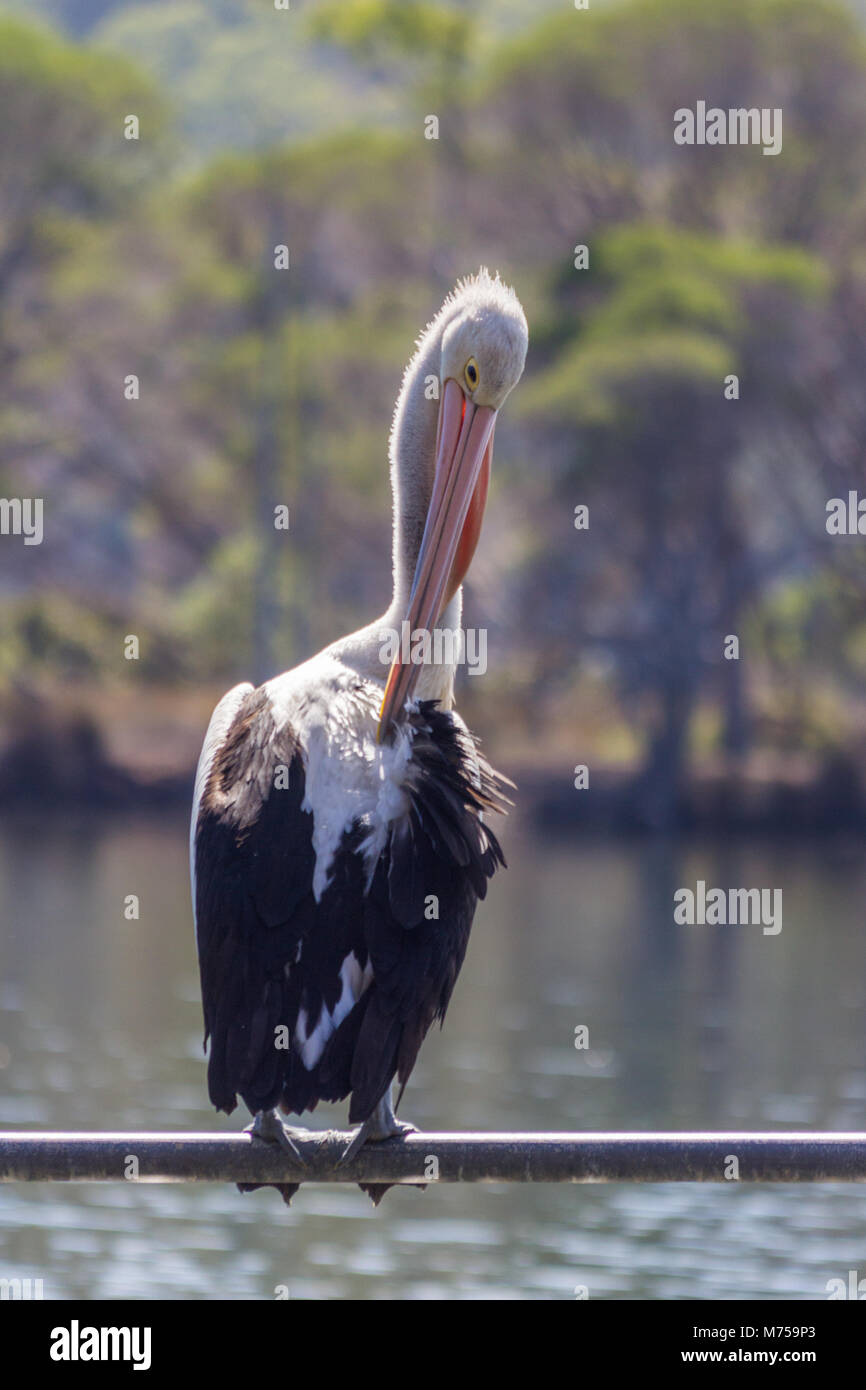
[0,813,864,1299]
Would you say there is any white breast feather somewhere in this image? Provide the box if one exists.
[266,653,415,901]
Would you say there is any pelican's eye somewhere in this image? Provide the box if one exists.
[464,357,479,391]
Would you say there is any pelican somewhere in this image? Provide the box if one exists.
[191,270,528,1203]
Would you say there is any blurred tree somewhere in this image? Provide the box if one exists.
[0,0,864,818]
[0,16,173,685]
[483,0,866,256]
[177,133,441,678]
[519,225,830,825]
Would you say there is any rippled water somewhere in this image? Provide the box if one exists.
[0,812,864,1299]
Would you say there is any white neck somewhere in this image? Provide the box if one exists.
[386,305,458,617]
[332,301,465,705]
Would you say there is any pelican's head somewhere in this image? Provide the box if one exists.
[439,272,529,413]
[378,270,528,741]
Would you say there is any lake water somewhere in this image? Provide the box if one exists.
[0,811,864,1300]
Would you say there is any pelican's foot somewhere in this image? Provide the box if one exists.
[339,1091,417,1165]
[244,1109,308,1166]
[237,1108,308,1206]
[237,1180,299,1208]
[338,1090,424,1205]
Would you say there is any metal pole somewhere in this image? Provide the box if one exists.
[1,1132,865,1185]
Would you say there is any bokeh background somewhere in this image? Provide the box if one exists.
[0,0,865,1301]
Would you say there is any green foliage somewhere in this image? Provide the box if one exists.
[0,12,169,175]
[0,593,115,684]
[0,10,170,301]
[168,533,258,680]
[307,0,470,59]
[522,224,828,427]
[491,0,864,83]
[522,331,732,427]
[90,0,400,155]
[0,0,864,790]
[595,226,830,298]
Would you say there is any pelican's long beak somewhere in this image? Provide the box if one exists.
[377,377,496,742]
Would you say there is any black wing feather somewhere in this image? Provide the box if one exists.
[194,688,511,1125]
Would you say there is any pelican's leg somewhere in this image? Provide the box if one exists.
[244,1108,308,1165]
[237,1108,309,1206]
[339,1086,416,1165]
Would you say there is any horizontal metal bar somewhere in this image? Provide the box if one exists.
[1,1132,865,1185]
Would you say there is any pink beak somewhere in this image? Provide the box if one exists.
[377,377,496,742]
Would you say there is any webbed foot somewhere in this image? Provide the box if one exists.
[244,1108,308,1165]
[338,1088,422,1205]
[340,1112,417,1165]
[237,1108,308,1206]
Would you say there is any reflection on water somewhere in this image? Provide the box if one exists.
[0,811,864,1300]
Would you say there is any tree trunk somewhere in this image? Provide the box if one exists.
[633,676,696,829]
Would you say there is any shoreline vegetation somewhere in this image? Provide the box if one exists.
[1,685,862,833]
[1,2,865,834]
